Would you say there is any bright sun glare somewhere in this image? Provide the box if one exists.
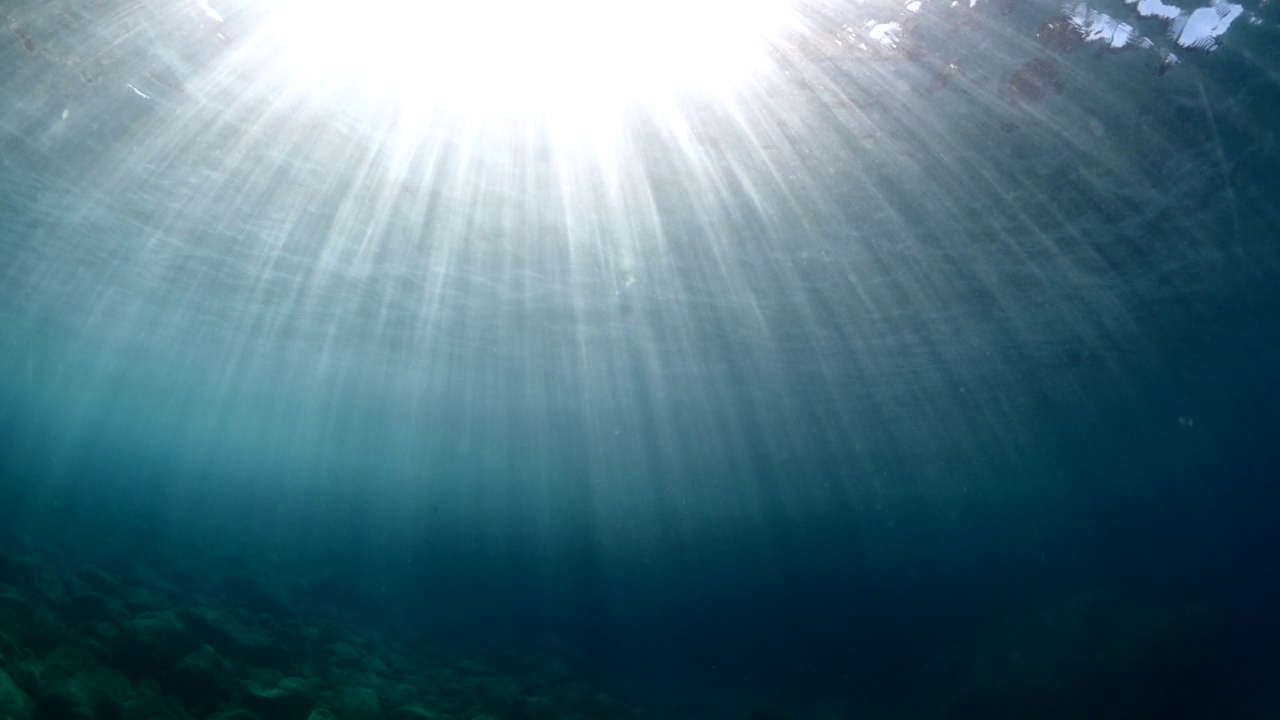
[270,0,793,114]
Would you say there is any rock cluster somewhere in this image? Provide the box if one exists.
[0,531,637,720]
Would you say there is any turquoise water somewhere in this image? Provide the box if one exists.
[2,0,1278,717]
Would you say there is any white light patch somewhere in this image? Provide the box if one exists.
[197,0,224,22]
[1172,0,1243,50]
[1131,0,1182,20]
[867,21,903,48]
[1067,5,1121,47]
[268,0,792,114]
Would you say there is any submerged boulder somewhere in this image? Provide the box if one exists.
[113,610,196,674]
[387,707,446,720]
[58,591,119,625]
[241,676,315,720]
[337,686,382,720]
[0,666,33,720]
[0,554,36,588]
[172,644,232,706]
[179,607,293,670]
[32,674,97,720]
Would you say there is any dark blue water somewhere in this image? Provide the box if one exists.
[2,0,1278,717]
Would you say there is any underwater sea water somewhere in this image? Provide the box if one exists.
[1,0,1278,717]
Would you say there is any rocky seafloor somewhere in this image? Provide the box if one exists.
[0,518,1265,720]
[0,527,641,720]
